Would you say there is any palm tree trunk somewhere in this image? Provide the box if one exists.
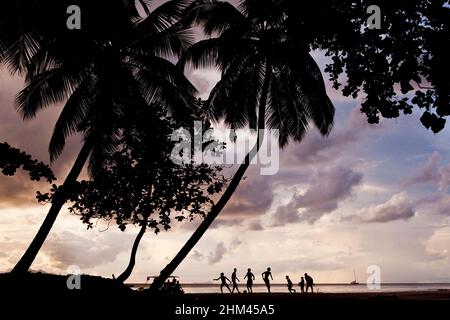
[116,223,147,283]
[149,64,272,292]
[11,140,93,275]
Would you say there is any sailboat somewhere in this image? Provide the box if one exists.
[350,270,359,285]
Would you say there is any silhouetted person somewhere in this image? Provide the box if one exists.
[244,268,255,293]
[163,279,170,292]
[170,278,177,293]
[174,280,184,294]
[262,267,273,293]
[305,273,314,293]
[231,268,240,293]
[214,272,232,294]
[286,276,296,293]
[299,277,305,293]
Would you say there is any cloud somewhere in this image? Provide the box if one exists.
[273,166,363,225]
[418,193,450,217]
[425,226,450,259]
[190,250,204,261]
[230,238,242,249]
[353,192,415,223]
[247,220,263,231]
[208,242,227,264]
[0,67,85,207]
[1,228,136,273]
[268,256,347,274]
[210,218,243,229]
[0,237,26,268]
[0,172,47,208]
[222,173,273,218]
[41,230,132,270]
[403,152,450,191]
[193,238,243,265]
[283,107,377,167]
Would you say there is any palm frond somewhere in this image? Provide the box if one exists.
[2,33,41,75]
[285,51,335,136]
[49,75,96,161]
[184,0,246,36]
[136,67,197,120]
[177,38,220,69]
[16,66,89,120]
[138,0,192,33]
[132,54,197,95]
[268,69,310,148]
[136,21,194,58]
[205,54,262,128]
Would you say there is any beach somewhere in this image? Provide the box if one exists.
[128,282,450,294]
[2,273,450,318]
[144,291,450,318]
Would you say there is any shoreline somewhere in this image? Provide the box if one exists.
[174,290,450,300]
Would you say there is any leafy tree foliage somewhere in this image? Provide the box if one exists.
[298,0,450,132]
[36,105,226,282]
[70,108,226,234]
[0,142,55,183]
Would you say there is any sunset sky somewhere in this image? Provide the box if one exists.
[1,1,450,285]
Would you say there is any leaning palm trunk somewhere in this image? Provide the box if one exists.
[11,140,93,274]
[116,223,147,283]
[149,65,272,292]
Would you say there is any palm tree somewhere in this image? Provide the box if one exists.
[1,0,197,274]
[149,0,335,291]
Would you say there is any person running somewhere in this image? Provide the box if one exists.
[244,268,255,293]
[299,277,305,293]
[304,273,314,293]
[262,267,273,293]
[231,268,240,293]
[286,276,296,293]
[213,272,232,294]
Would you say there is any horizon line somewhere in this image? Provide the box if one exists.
[125,282,450,286]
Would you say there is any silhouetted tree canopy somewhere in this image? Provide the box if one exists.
[1,0,196,169]
[37,105,227,233]
[183,0,449,132]
[285,0,450,133]
[1,0,201,274]
[0,142,55,183]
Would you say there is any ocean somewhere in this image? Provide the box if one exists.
[128,283,450,294]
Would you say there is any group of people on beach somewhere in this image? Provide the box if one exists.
[214,268,315,294]
[162,278,184,294]
[286,273,314,293]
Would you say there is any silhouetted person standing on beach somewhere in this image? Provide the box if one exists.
[244,268,255,293]
[214,272,232,294]
[286,276,296,293]
[299,277,305,293]
[231,268,240,293]
[305,273,314,293]
[262,267,273,293]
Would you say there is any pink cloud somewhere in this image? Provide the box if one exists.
[354,192,415,223]
[273,166,363,225]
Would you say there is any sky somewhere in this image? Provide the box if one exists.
[1,1,450,284]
